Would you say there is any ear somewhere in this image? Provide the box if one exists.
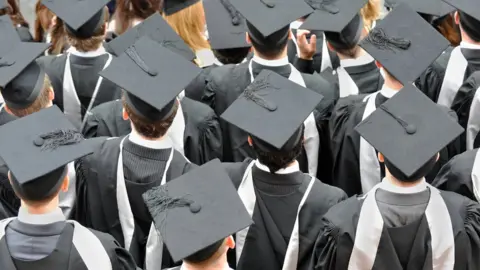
[375,60,383,69]
[226,235,235,249]
[246,32,252,45]
[327,42,335,52]
[48,87,55,101]
[7,171,12,184]
[247,136,253,146]
[378,152,385,163]
[61,174,69,193]
[122,107,129,121]
[288,30,293,40]
[435,152,440,162]
[454,11,460,25]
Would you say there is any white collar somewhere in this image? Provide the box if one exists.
[460,41,480,50]
[340,53,375,68]
[379,84,399,98]
[290,20,302,30]
[67,46,107,58]
[252,55,289,67]
[18,207,65,225]
[128,129,173,149]
[379,178,428,194]
[255,160,300,174]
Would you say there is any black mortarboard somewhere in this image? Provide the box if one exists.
[0,0,7,9]
[300,0,367,32]
[442,0,480,40]
[42,0,109,38]
[143,159,252,262]
[106,13,195,61]
[203,0,250,50]
[385,0,455,17]
[221,70,323,151]
[100,36,201,121]
[228,0,313,38]
[355,85,463,179]
[359,3,449,85]
[163,0,201,15]
[323,13,364,50]
[0,106,98,201]
[0,16,21,56]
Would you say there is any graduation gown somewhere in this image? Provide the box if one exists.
[185,64,219,102]
[81,98,223,165]
[75,136,195,269]
[15,26,34,42]
[330,89,460,196]
[223,158,347,270]
[310,185,480,270]
[203,59,336,182]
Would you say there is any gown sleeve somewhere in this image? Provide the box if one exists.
[415,47,451,102]
[91,230,139,270]
[197,110,223,163]
[310,218,340,270]
[82,112,100,138]
[464,199,480,269]
[185,66,213,102]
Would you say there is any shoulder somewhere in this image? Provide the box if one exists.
[331,94,369,123]
[310,179,348,204]
[83,137,122,166]
[322,196,364,233]
[38,54,67,77]
[90,100,123,117]
[436,149,477,182]
[222,158,254,188]
[181,98,217,124]
[207,63,248,91]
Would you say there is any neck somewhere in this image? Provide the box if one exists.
[383,70,403,90]
[337,47,365,60]
[130,125,165,142]
[22,197,59,215]
[182,254,229,270]
[460,28,480,46]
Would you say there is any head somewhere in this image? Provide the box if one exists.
[183,236,235,269]
[325,14,364,59]
[114,0,162,35]
[65,7,110,52]
[0,0,29,27]
[122,94,178,139]
[454,11,480,44]
[360,0,381,32]
[48,16,68,55]
[34,1,56,42]
[375,61,403,90]
[246,22,290,60]
[433,14,461,47]
[212,47,250,65]
[163,1,210,52]
[379,152,439,183]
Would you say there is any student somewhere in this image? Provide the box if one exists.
[110,0,161,36]
[203,0,337,183]
[75,37,200,270]
[330,3,453,196]
[220,70,347,270]
[86,14,223,165]
[310,86,480,269]
[144,160,252,270]
[40,0,120,130]
[0,107,137,270]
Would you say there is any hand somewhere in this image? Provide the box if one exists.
[296,30,317,60]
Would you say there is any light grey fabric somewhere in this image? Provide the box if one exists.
[376,188,430,227]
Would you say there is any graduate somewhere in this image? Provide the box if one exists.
[85,14,223,165]
[416,0,480,105]
[330,3,453,196]
[0,107,137,270]
[220,70,347,270]
[311,86,480,270]
[203,0,337,183]
[75,36,200,270]
[39,0,120,130]
[144,160,252,270]
[185,0,251,102]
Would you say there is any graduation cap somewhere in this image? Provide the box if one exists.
[42,0,109,38]
[442,0,480,40]
[203,0,250,50]
[143,159,252,262]
[100,36,201,121]
[0,15,21,56]
[228,0,313,38]
[163,0,201,15]
[0,0,7,9]
[300,0,368,32]
[355,85,463,180]
[106,13,195,61]
[359,3,449,85]
[221,70,323,152]
[385,0,455,17]
[0,106,99,201]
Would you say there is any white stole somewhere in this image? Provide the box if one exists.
[467,86,480,150]
[165,99,186,155]
[437,46,468,108]
[470,149,480,202]
[336,67,359,97]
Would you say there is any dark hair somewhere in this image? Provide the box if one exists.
[114,0,162,35]
[247,22,289,59]
[434,14,461,46]
[459,12,480,42]
[384,154,438,183]
[122,97,178,139]
[65,7,110,52]
[183,239,225,264]
[212,47,250,65]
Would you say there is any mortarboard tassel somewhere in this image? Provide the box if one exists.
[306,0,339,14]
[364,28,411,53]
[125,45,158,76]
[379,104,417,135]
[220,0,241,26]
[260,0,275,8]
[244,74,279,112]
[37,129,84,151]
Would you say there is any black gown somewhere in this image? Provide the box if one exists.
[15,26,34,42]
[223,158,347,270]
[82,98,223,165]
[330,92,460,196]
[203,61,337,183]
[185,64,219,102]
[0,108,18,220]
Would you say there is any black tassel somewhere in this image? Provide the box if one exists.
[125,45,158,76]
[306,0,339,14]
[379,104,416,134]
[0,59,14,67]
[38,129,84,151]
[220,0,241,25]
[260,0,275,8]
[244,74,279,111]
[364,28,411,53]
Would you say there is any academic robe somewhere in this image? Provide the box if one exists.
[75,137,195,269]
[203,60,336,182]
[185,64,219,102]
[15,26,33,42]
[81,98,223,165]
[223,158,347,270]
[0,108,18,220]
[310,188,480,269]
[330,91,460,196]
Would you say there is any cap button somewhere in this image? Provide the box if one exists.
[33,137,44,147]
[405,124,416,135]
[189,202,201,213]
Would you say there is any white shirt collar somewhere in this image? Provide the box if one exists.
[460,41,480,50]
[252,55,289,67]
[17,207,65,225]
[290,20,302,30]
[128,129,173,149]
[379,84,399,98]
[379,178,427,194]
[255,160,300,174]
[340,53,375,68]
[67,46,107,58]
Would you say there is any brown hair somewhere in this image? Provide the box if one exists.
[34,0,55,42]
[436,14,461,47]
[8,75,53,118]
[163,1,210,51]
[65,7,110,52]
[114,0,162,35]
[48,17,68,55]
[360,0,381,32]
[0,0,29,27]
[123,97,178,139]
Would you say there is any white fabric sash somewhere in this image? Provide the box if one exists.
[235,161,315,269]
[437,46,468,107]
[467,86,480,150]
[359,93,381,193]
[117,136,174,270]
[165,99,186,155]
[63,50,112,130]
[58,162,77,218]
[248,60,320,176]
[336,67,359,97]
[348,183,455,269]
[470,149,480,202]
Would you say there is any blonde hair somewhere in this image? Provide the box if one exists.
[361,0,381,32]
[114,0,162,35]
[163,1,210,51]
[34,0,54,42]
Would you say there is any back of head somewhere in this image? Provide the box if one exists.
[183,239,225,265]
[459,11,480,42]
[212,47,250,65]
[114,0,162,35]
[384,154,438,183]
[324,13,363,56]
[5,73,52,118]
[246,21,289,59]
[65,7,110,52]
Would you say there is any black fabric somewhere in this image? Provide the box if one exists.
[15,26,34,42]
[185,64,218,102]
